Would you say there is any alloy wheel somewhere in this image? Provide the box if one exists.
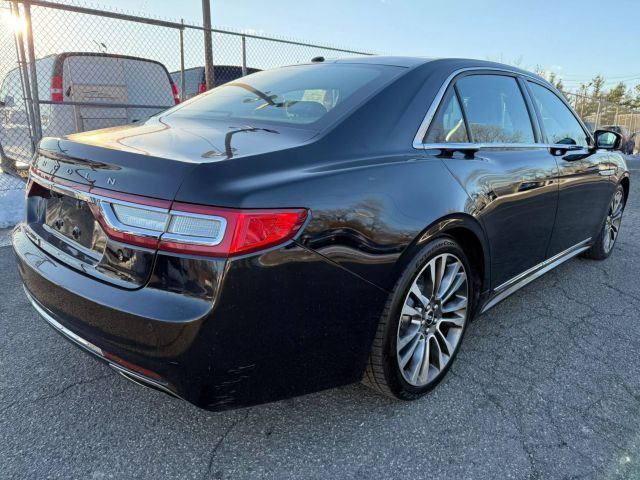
[396,253,468,387]
[603,189,624,253]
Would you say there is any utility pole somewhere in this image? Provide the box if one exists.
[202,0,215,90]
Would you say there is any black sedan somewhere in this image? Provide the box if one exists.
[13,57,630,410]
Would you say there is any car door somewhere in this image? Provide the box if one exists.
[525,81,615,257]
[422,72,559,288]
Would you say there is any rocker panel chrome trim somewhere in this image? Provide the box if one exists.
[481,238,591,314]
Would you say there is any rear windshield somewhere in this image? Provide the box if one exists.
[165,63,402,129]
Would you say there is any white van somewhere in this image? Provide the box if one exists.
[0,52,178,171]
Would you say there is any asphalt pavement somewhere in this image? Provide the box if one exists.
[0,159,639,479]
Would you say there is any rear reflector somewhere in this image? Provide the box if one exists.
[103,351,163,380]
[170,82,180,104]
[51,75,63,102]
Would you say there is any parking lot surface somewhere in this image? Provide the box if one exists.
[1,160,639,479]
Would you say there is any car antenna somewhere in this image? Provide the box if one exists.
[311,56,325,63]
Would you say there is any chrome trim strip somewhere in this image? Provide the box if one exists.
[413,67,542,149]
[98,201,166,240]
[412,66,593,150]
[41,223,102,261]
[419,142,589,152]
[422,142,546,150]
[24,286,104,356]
[481,238,592,314]
[109,364,180,399]
[494,238,591,292]
[24,286,182,399]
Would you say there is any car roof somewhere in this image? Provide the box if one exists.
[309,56,543,78]
[329,56,436,68]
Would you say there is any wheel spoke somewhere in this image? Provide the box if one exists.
[407,337,426,384]
[398,323,420,350]
[441,295,467,313]
[440,314,465,328]
[433,254,447,297]
[437,260,461,299]
[410,284,429,308]
[433,337,446,371]
[435,327,454,356]
[398,333,421,369]
[441,271,465,303]
[417,336,432,384]
[402,303,421,319]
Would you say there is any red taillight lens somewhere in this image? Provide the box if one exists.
[158,203,308,257]
[171,82,180,104]
[230,210,308,255]
[51,75,63,102]
[198,82,207,94]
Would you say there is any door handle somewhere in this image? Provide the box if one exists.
[549,144,583,156]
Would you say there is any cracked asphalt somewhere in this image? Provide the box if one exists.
[1,159,639,479]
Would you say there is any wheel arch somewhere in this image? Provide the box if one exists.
[620,175,630,203]
[387,213,490,316]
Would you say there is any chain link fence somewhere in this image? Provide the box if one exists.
[1,0,639,183]
[0,0,371,179]
[564,92,640,154]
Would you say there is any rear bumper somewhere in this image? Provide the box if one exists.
[13,222,388,410]
[24,287,181,399]
[13,223,220,405]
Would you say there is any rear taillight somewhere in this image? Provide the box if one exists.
[159,203,308,256]
[170,82,180,104]
[51,75,63,102]
[198,82,207,94]
[30,171,307,256]
[89,192,307,256]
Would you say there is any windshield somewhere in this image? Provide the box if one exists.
[165,63,402,129]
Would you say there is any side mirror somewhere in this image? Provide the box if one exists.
[594,129,622,150]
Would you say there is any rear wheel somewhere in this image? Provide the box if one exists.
[364,237,473,400]
[582,184,625,260]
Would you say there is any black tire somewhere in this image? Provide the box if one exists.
[582,184,626,260]
[363,236,474,400]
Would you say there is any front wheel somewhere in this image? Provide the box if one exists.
[363,237,473,400]
[582,184,625,260]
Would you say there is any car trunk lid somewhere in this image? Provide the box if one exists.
[25,117,315,288]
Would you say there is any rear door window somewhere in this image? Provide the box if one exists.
[456,74,535,144]
[121,59,173,107]
[424,89,469,143]
[528,82,589,147]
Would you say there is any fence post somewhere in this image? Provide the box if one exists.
[594,100,601,130]
[614,107,619,126]
[22,0,42,144]
[241,35,247,76]
[179,19,185,100]
[202,0,215,89]
[10,0,38,154]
